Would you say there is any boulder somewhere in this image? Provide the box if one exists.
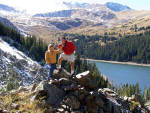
[95,96,105,108]
[104,98,121,113]
[63,83,79,92]
[59,78,72,86]
[76,71,97,90]
[101,88,117,96]
[86,95,99,113]
[64,96,81,110]
[33,81,65,106]
[53,69,71,79]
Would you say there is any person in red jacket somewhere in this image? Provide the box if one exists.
[58,37,76,75]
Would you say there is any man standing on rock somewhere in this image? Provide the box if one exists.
[58,37,76,75]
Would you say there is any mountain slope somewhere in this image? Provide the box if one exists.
[0,4,17,12]
[34,9,74,17]
[0,37,48,88]
[33,9,116,22]
[0,16,18,31]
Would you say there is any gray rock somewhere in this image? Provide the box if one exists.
[64,96,81,110]
[33,81,65,106]
[76,71,97,90]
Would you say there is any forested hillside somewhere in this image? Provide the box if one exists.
[68,31,150,64]
[0,21,47,63]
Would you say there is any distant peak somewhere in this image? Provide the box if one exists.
[105,2,131,12]
[62,1,89,8]
[0,4,17,12]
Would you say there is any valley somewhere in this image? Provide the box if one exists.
[1,2,150,44]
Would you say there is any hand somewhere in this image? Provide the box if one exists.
[58,44,62,49]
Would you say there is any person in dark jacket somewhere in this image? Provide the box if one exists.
[58,37,76,75]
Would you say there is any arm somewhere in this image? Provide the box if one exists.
[45,51,49,64]
[55,44,63,54]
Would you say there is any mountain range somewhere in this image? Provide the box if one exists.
[0,2,150,43]
[34,2,131,18]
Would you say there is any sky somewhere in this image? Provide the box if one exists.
[0,0,150,14]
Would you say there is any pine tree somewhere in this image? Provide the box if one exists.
[128,85,133,96]
[135,83,140,95]
[6,65,19,91]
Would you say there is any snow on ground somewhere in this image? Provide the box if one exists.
[0,37,48,87]
[108,97,121,106]
[0,37,39,66]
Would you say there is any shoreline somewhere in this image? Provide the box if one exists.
[82,58,150,67]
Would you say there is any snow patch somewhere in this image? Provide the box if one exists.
[76,70,90,79]
[0,37,39,66]
[108,97,121,106]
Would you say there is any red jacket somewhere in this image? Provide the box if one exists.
[61,40,76,55]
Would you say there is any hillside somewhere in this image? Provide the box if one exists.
[65,13,150,37]
[0,37,48,88]
[0,17,18,31]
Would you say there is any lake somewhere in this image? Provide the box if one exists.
[89,61,150,90]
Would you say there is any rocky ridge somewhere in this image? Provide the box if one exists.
[0,70,148,113]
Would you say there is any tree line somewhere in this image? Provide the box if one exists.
[115,83,150,107]
[0,21,47,63]
[66,31,150,64]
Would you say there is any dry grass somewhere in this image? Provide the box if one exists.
[0,90,47,113]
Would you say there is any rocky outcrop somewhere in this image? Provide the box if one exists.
[32,81,65,106]
[76,71,97,90]
[0,67,148,113]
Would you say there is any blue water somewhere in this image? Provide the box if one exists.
[89,61,150,90]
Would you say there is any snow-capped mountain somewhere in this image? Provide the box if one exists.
[62,1,89,9]
[105,2,131,12]
[34,2,131,18]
